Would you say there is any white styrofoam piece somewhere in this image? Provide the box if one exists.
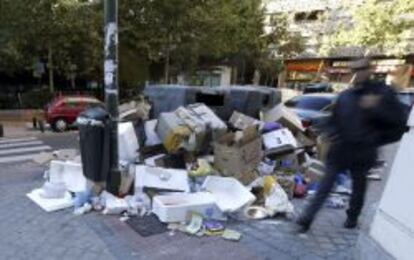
[152,192,223,223]
[262,128,297,150]
[135,165,190,192]
[202,176,256,212]
[144,120,162,146]
[27,189,73,212]
[49,160,87,193]
[144,154,165,167]
[118,122,139,162]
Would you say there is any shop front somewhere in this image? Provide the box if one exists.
[285,60,325,83]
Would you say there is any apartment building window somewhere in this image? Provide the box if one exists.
[294,10,324,23]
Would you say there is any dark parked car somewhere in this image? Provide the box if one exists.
[44,95,103,132]
[284,93,337,129]
[303,83,333,94]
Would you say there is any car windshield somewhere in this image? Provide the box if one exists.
[285,96,334,111]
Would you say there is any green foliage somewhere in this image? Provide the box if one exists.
[0,0,303,86]
[322,0,414,56]
[0,0,103,81]
[20,88,55,109]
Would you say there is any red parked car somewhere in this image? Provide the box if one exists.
[44,95,103,132]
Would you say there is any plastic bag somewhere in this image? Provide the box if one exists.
[265,183,294,216]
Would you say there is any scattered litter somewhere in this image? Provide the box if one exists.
[184,213,204,235]
[262,128,297,151]
[126,214,169,237]
[229,111,263,130]
[244,206,269,220]
[40,181,66,199]
[74,203,93,216]
[144,119,163,147]
[119,215,130,222]
[119,98,151,121]
[135,165,190,192]
[263,104,305,133]
[48,160,87,193]
[152,192,223,223]
[326,195,346,209]
[126,189,151,217]
[262,122,282,134]
[118,122,139,163]
[265,182,294,215]
[189,159,214,178]
[214,126,262,177]
[257,158,276,176]
[101,191,129,215]
[27,189,73,212]
[222,229,242,241]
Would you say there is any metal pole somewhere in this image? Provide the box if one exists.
[104,0,120,194]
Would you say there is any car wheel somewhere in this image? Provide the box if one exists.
[53,119,67,132]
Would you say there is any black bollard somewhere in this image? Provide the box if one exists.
[32,117,38,129]
[38,120,45,133]
[0,124,3,137]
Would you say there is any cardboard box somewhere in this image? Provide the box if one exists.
[229,111,263,130]
[156,112,192,153]
[262,128,297,151]
[263,104,305,133]
[214,127,262,177]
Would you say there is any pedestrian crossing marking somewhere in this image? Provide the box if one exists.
[0,137,37,144]
[0,140,44,149]
[0,137,52,164]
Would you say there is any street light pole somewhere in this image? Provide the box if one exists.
[104,0,120,194]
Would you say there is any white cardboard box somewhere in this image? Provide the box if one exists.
[49,160,87,193]
[152,192,223,223]
[262,128,297,150]
[118,122,139,163]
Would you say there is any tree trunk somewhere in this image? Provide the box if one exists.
[164,48,170,84]
[70,77,76,89]
[252,69,260,86]
[48,44,54,93]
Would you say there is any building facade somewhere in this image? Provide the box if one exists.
[264,0,414,87]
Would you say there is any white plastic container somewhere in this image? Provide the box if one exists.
[202,176,256,212]
[152,192,223,223]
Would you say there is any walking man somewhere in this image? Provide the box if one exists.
[296,58,408,232]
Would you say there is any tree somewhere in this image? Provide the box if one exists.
[119,0,276,84]
[321,0,414,56]
[255,14,305,85]
[0,0,103,92]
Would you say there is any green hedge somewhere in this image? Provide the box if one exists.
[20,89,54,109]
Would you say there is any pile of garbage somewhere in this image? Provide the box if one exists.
[28,100,351,240]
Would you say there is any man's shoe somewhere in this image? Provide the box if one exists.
[344,218,358,229]
[295,219,311,233]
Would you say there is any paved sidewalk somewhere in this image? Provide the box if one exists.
[0,143,396,260]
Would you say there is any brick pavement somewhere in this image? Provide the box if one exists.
[0,153,391,260]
